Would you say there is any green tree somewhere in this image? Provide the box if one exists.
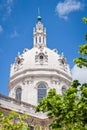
[74,17,87,68]
[0,111,29,130]
[36,81,87,130]
[36,18,87,130]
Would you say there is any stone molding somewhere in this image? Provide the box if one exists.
[0,94,47,119]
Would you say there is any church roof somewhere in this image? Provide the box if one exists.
[10,45,71,82]
[9,15,72,84]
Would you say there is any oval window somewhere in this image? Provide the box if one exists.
[40,55,43,60]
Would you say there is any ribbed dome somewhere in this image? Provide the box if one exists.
[8,17,72,106]
[10,45,71,83]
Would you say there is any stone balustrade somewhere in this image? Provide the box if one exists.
[0,94,47,119]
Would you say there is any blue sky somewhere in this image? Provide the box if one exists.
[0,0,87,95]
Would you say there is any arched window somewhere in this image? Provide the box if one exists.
[39,37,41,43]
[15,88,22,100]
[43,37,44,43]
[38,83,47,103]
[62,86,66,95]
[36,37,37,44]
[39,55,44,60]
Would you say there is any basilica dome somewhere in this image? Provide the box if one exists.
[8,16,72,106]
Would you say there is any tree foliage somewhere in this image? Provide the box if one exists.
[36,81,87,130]
[36,18,87,130]
[0,111,29,130]
[74,17,87,68]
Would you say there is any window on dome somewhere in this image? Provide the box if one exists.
[38,83,47,103]
[15,88,22,100]
[39,36,41,43]
[40,55,43,60]
[17,59,21,64]
[61,59,65,64]
[62,86,66,95]
[36,37,37,44]
[43,37,44,43]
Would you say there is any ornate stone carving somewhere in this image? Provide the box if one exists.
[14,54,24,71]
[22,78,33,85]
[35,52,48,65]
[23,48,28,53]
[53,48,58,53]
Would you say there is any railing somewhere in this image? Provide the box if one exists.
[0,94,47,119]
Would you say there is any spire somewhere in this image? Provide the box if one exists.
[37,8,42,21]
[33,10,46,47]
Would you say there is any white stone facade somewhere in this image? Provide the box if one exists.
[8,16,72,106]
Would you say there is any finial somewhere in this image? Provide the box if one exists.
[38,8,40,16]
[37,8,42,21]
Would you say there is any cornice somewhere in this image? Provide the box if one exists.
[10,68,72,81]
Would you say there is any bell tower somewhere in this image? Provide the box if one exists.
[33,10,46,46]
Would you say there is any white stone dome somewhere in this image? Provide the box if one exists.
[10,45,71,82]
[8,18,72,106]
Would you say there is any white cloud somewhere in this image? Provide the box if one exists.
[10,30,19,38]
[6,0,13,15]
[6,5,12,15]
[0,0,14,20]
[71,65,87,84]
[0,25,3,33]
[56,0,83,20]
[7,0,13,4]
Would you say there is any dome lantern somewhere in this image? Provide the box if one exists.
[33,9,46,47]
